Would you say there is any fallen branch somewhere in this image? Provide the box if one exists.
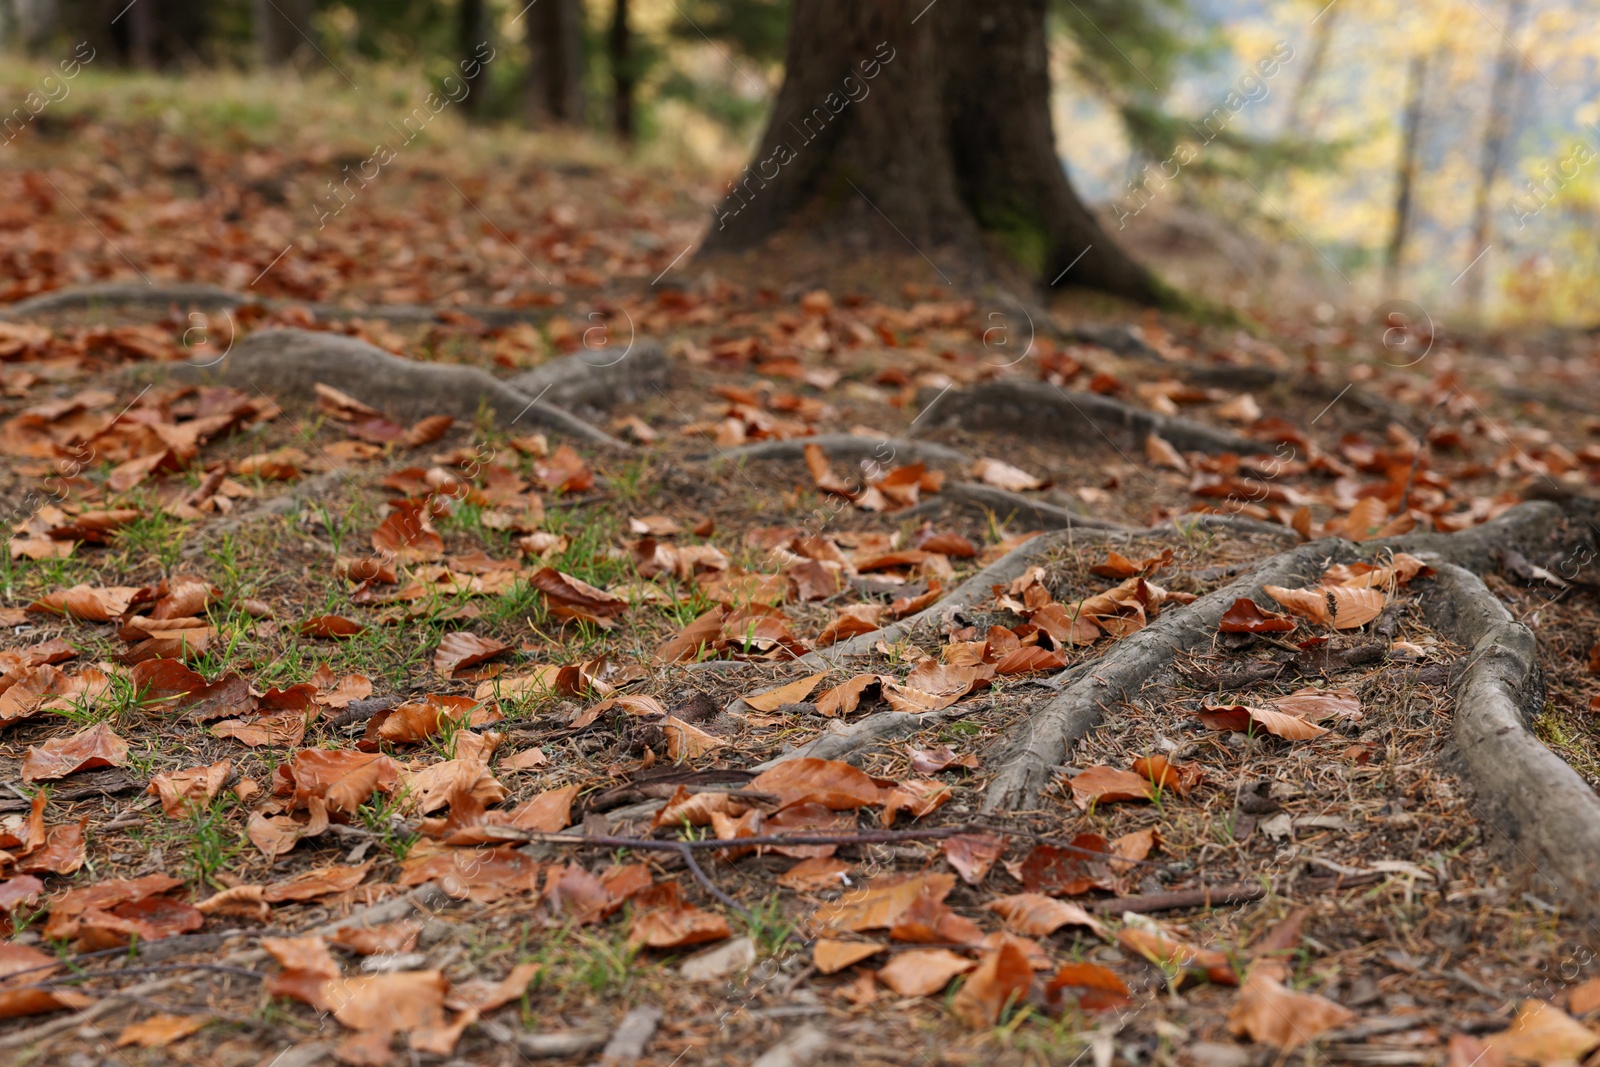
[1085,883,1264,915]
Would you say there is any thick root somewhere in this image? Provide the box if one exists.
[502,341,667,416]
[3,281,249,316]
[690,434,971,468]
[909,379,1265,454]
[900,482,1138,532]
[169,328,625,446]
[1421,564,1600,918]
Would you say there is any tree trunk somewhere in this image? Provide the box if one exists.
[697,0,1158,302]
[255,0,314,67]
[1464,0,1527,313]
[1281,5,1338,134]
[526,0,586,125]
[458,0,488,115]
[1385,50,1431,292]
[609,0,635,140]
[124,0,208,68]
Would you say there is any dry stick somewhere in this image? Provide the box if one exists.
[1084,883,1264,915]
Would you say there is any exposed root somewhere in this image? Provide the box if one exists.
[908,379,1264,454]
[689,434,971,468]
[981,498,1600,811]
[751,705,975,770]
[3,282,250,316]
[1,282,563,327]
[1158,511,1303,543]
[900,482,1138,532]
[1421,564,1600,918]
[502,341,668,416]
[166,328,625,446]
[981,538,1336,812]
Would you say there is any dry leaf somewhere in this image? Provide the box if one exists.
[21,721,129,781]
[1228,967,1356,1049]
[951,938,1033,1027]
[744,672,828,711]
[1484,1000,1600,1063]
[813,939,884,974]
[1068,765,1156,809]
[876,948,975,996]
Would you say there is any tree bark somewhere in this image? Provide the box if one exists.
[1385,50,1431,292]
[458,0,488,115]
[609,0,635,140]
[123,0,209,68]
[255,0,314,67]
[697,0,1159,303]
[1281,4,1338,134]
[526,0,586,125]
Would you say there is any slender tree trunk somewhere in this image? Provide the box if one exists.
[1281,5,1338,133]
[609,0,635,140]
[698,0,1157,302]
[1385,50,1431,292]
[1464,0,1527,313]
[458,0,487,115]
[255,0,314,67]
[124,0,208,68]
[526,0,585,125]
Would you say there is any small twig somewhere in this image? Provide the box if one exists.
[328,695,401,729]
[1085,882,1264,914]
[675,842,750,921]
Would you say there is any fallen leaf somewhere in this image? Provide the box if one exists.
[1068,765,1155,809]
[1045,961,1132,1012]
[816,674,878,717]
[985,894,1105,938]
[627,882,732,948]
[21,721,129,781]
[433,632,511,677]
[942,833,1005,885]
[776,857,852,891]
[1262,583,1385,630]
[973,458,1045,492]
[876,948,976,996]
[751,758,884,810]
[1484,999,1600,1063]
[115,1013,209,1048]
[147,759,232,817]
[813,873,955,933]
[1228,967,1356,1049]
[813,939,883,974]
[298,614,367,639]
[744,672,828,711]
[1218,597,1297,633]
[951,938,1033,1027]
[446,961,539,1012]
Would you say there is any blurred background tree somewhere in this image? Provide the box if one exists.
[0,0,1594,320]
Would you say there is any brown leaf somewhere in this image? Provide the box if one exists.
[527,566,628,626]
[1016,836,1112,896]
[298,614,367,639]
[21,721,129,781]
[371,503,444,562]
[1145,432,1189,473]
[147,759,232,817]
[1218,597,1297,633]
[942,833,1005,885]
[627,882,732,948]
[326,920,423,957]
[1228,967,1356,1049]
[1117,923,1237,986]
[1267,686,1360,722]
[812,939,883,975]
[816,674,879,717]
[750,758,884,810]
[1262,583,1385,630]
[0,942,93,1018]
[662,715,726,761]
[985,894,1105,938]
[776,857,852,892]
[951,938,1033,1027]
[973,458,1045,492]
[1045,961,1132,1012]
[815,604,882,646]
[433,632,511,678]
[876,948,976,996]
[114,1012,209,1048]
[813,873,955,933]
[744,672,828,712]
[27,584,139,622]
[265,862,373,903]
[1484,1000,1600,1063]
[506,785,579,833]
[1130,754,1203,798]
[1068,766,1156,810]
[992,645,1068,674]
[880,779,952,826]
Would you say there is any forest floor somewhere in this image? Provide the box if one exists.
[2,75,1600,1067]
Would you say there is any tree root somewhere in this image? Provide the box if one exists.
[2,282,250,316]
[1420,564,1600,917]
[981,537,1338,811]
[750,705,976,770]
[1,282,566,327]
[688,434,971,468]
[908,379,1265,454]
[502,341,668,417]
[979,498,1600,812]
[898,482,1137,532]
[166,328,626,446]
